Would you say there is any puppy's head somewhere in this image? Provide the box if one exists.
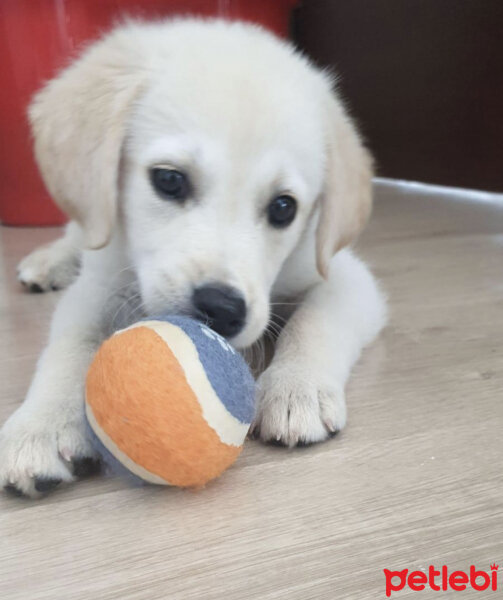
[29,20,372,348]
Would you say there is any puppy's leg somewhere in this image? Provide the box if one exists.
[252,251,387,447]
[0,269,117,497]
[17,221,82,292]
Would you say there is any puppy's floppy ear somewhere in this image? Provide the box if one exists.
[316,94,374,278]
[29,34,144,248]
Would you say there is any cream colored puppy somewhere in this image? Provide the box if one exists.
[2,19,386,497]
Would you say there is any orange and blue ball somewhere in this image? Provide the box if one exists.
[85,316,255,487]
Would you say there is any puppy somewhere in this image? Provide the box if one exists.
[2,19,386,497]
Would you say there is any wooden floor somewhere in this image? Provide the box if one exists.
[1,181,502,599]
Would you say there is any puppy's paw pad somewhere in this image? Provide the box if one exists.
[252,368,346,448]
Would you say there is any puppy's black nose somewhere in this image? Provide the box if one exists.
[192,284,246,338]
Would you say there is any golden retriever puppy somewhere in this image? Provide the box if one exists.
[3,19,386,497]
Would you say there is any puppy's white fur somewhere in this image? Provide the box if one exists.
[2,19,386,497]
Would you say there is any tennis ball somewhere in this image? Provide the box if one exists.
[85,316,255,488]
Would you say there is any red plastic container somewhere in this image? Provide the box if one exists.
[0,0,297,226]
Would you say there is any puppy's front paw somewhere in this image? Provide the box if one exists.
[251,366,347,447]
[17,242,80,293]
[0,413,100,498]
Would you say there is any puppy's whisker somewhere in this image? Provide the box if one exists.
[270,301,299,307]
[269,309,289,321]
[244,336,266,376]
[265,324,281,342]
[268,311,289,329]
[100,266,139,311]
[109,289,146,332]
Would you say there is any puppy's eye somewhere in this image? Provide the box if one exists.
[150,167,190,201]
[267,195,297,228]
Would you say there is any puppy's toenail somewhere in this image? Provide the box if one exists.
[72,457,101,478]
[34,477,62,493]
[60,447,72,462]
